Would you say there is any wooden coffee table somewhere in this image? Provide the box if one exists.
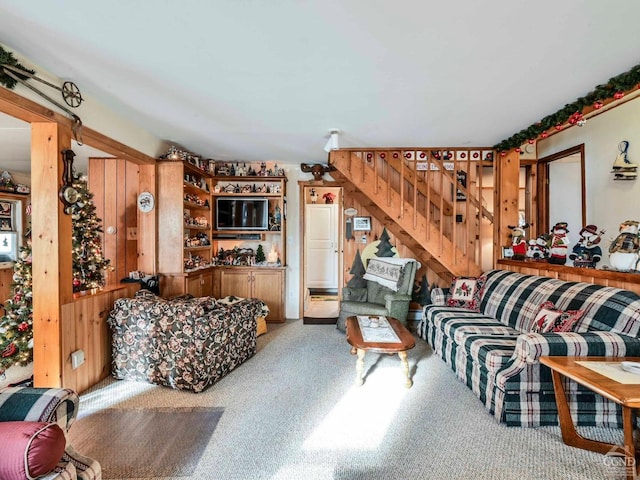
[346,315,416,388]
[540,356,640,480]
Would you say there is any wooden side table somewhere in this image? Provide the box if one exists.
[540,356,640,480]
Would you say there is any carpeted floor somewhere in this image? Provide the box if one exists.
[75,319,628,480]
[68,407,223,478]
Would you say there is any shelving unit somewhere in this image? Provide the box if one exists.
[210,171,287,322]
[157,160,214,297]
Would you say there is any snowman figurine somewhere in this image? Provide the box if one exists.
[570,224,603,268]
[609,220,640,271]
[548,222,570,265]
[526,234,550,260]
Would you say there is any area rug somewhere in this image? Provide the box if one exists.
[67,406,224,479]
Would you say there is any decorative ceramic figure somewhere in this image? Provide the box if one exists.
[609,220,640,271]
[548,222,570,265]
[569,224,604,268]
[508,224,528,260]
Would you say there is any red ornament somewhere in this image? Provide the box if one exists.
[555,124,563,131]
[419,152,426,159]
[14,294,21,302]
[500,151,506,157]
[614,91,625,100]
[515,147,521,153]
[73,278,81,287]
[1,342,17,358]
[393,152,399,159]
[379,152,385,159]
[18,322,29,332]
[528,139,535,144]
[593,101,604,109]
[541,132,549,138]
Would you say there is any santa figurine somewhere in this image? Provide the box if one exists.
[569,224,603,268]
[548,222,570,265]
[508,224,529,260]
[609,220,640,271]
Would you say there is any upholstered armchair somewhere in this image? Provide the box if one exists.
[337,258,418,332]
[0,386,101,480]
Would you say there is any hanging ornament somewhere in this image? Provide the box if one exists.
[1,343,17,358]
[593,100,604,109]
[17,322,28,332]
[541,131,549,138]
[614,91,625,100]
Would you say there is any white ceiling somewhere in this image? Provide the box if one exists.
[1,0,640,171]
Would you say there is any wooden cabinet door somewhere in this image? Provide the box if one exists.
[220,269,251,298]
[252,269,283,322]
[201,271,213,297]
[185,275,202,297]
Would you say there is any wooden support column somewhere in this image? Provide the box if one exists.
[493,149,520,267]
[31,122,72,388]
[137,163,157,273]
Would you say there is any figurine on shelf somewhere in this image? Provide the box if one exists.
[608,220,640,271]
[569,224,604,268]
[548,222,570,265]
[526,235,549,260]
[508,224,529,260]
[323,192,336,204]
[310,188,318,204]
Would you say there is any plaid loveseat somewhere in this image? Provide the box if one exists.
[108,290,268,393]
[0,387,101,479]
[418,269,640,427]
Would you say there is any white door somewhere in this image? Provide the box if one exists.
[305,204,338,289]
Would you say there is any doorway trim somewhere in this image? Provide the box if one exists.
[298,180,343,320]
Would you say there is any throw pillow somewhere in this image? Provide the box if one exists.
[530,301,585,333]
[362,257,406,292]
[0,421,66,480]
[446,276,485,311]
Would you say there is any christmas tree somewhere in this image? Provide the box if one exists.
[71,173,111,292]
[0,224,33,375]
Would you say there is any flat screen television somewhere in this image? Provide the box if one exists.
[216,197,269,230]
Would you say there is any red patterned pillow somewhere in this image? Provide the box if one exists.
[0,421,66,480]
[446,276,486,312]
[530,301,585,333]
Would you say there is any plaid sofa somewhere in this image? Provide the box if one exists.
[0,387,101,479]
[108,290,268,393]
[418,269,640,427]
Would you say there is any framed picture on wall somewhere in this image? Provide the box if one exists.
[353,216,372,231]
[0,201,11,217]
[0,218,12,231]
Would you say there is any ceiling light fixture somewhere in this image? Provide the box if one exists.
[323,129,340,153]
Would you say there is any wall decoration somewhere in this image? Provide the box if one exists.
[353,216,371,231]
[0,218,12,231]
[0,201,11,217]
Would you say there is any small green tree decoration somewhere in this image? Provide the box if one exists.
[376,227,395,257]
[256,244,266,263]
[71,173,111,292]
[346,250,367,288]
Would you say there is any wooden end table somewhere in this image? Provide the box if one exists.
[346,316,416,388]
[540,356,640,480]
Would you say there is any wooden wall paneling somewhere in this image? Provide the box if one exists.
[104,160,120,285]
[136,163,156,274]
[31,121,72,388]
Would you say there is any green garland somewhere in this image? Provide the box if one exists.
[493,63,640,153]
[0,45,35,89]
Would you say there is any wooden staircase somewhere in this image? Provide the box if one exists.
[330,149,495,283]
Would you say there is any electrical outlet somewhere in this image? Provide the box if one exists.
[71,350,85,370]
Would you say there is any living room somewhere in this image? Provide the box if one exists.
[2,2,640,479]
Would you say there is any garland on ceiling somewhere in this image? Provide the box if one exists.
[0,45,34,89]
[493,63,640,153]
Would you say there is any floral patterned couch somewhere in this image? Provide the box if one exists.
[107,290,268,392]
